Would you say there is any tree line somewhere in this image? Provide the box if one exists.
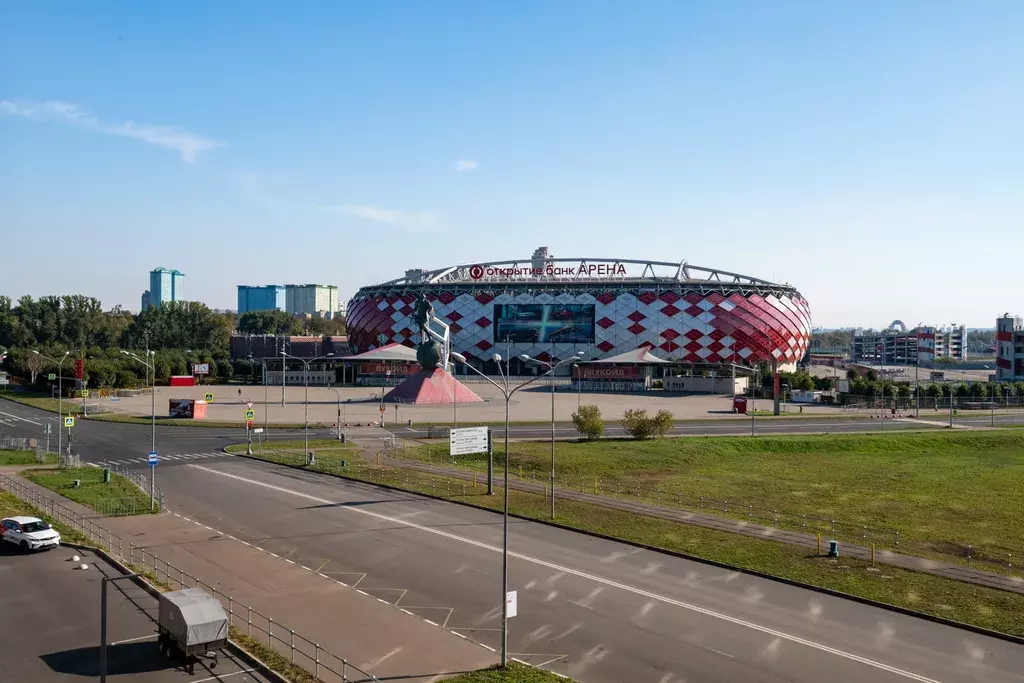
[0,294,345,390]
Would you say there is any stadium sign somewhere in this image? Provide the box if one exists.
[469,262,627,280]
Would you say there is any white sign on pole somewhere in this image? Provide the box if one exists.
[505,590,518,619]
[449,426,489,456]
[192,363,210,375]
[253,428,264,434]
[148,451,158,466]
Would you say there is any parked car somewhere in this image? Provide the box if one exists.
[1,516,61,551]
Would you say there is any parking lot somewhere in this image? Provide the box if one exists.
[0,541,272,683]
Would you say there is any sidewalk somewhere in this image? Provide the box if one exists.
[365,454,1024,595]
[4,471,495,683]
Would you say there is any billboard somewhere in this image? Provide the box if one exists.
[493,304,595,344]
[192,363,210,375]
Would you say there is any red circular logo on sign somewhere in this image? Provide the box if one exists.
[469,264,484,280]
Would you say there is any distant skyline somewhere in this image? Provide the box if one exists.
[2,1,1021,328]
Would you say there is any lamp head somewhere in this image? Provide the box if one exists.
[518,354,531,362]
[451,352,467,363]
[32,350,39,355]
[492,353,502,363]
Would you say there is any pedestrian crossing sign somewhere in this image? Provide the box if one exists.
[64,416,74,428]
[244,409,255,420]
[48,373,56,381]
[205,392,215,402]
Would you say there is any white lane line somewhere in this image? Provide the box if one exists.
[190,464,943,683]
[110,633,157,645]
[0,411,42,425]
[191,670,256,683]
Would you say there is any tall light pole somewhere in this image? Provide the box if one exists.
[248,354,270,435]
[34,351,70,454]
[451,351,558,668]
[327,384,342,440]
[523,354,580,519]
[283,352,334,455]
[121,349,157,511]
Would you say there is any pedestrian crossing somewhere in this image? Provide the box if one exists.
[95,452,231,467]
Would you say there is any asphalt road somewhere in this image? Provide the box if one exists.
[2,399,1023,682]
[151,459,1023,683]
[0,543,270,683]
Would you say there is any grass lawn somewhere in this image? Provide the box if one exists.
[2,393,85,415]
[442,663,572,682]
[0,490,91,545]
[395,431,1024,569]
[225,439,361,471]
[231,446,1024,638]
[24,467,158,515]
[0,449,56,466]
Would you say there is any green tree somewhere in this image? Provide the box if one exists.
[238,310,295,335]
[571,404,604,440]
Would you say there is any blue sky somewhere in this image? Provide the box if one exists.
[1,1,1021,328]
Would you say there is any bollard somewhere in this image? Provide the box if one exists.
[827,540,839,558]
[817,533,821,555]
[594,478,599,495]
[871,543,875,565]
[473,472,478,487]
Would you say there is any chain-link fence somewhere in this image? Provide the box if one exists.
[0,473,381,683]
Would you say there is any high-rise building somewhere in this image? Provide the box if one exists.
[237,285,287,314]
[285,284,339,316]
[141,290,150,311]
[148,268,184,308]
[851,322,966,365]
[996,314,1024,382]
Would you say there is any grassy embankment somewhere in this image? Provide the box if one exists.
[230,434,1024,638]
[24,467,158,515]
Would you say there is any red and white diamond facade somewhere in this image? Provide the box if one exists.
[347,256,811,368]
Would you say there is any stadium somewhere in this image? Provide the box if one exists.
[346,248,811,375]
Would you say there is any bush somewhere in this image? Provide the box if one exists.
[115,370,138,389]
[571,404,604,440]
[652,409,673,437]
[622,409,655,440]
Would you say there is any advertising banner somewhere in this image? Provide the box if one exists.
[358,362,417,376]
[572,364,641,379]
[192,363,210,375]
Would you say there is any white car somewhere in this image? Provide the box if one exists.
[1,516,61,551]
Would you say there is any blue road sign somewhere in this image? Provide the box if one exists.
[148,451,158,466]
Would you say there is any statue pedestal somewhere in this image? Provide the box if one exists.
[383,368,484,405]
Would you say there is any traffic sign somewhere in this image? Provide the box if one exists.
[450,426,489,456]
[253,427,264,434]
[246,420,253,429]
[64,416,75,428]
[80,389,89,398]
[506,590,518,619]
[148,451,158,466]
[244,409,255,420]
[205,392,215,403]
[47,373,56,381]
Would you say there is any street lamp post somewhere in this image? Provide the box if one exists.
[34,350,70,455]
[523,355,580,519]
[248,355,270,435]
[451,351,559,668]
[327,384,343,440]
[283,352,334,455]
[121,349,157,511]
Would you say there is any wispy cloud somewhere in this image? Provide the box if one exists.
[319,204,439,228]
[453,158,478,172]
[0,99,223,163]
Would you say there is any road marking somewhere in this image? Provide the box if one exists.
[0,411,42,425]
[190,464,945,683]
[110,633,157,645]
[191,669,256,683]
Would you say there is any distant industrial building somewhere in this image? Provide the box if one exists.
[851,321,966,365]
[237,283,340,317]
[237,285,286,314]
[996,314,1024,381]
[144,267,184,309]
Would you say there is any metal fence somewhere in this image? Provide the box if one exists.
[0,473,380,683]
[0,436,36,451]
[101,461,165,512]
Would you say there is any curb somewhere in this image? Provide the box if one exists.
[65,541,291,683]
[228,449,1024,647]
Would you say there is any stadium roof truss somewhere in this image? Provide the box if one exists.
[369,258,790,296]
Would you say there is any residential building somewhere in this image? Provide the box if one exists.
[996,314,1024,381]
[237,285,287,314]
[285,284,339,316]
[148,267,184,308]
[851,322,966,365]
[140,290,150,311]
